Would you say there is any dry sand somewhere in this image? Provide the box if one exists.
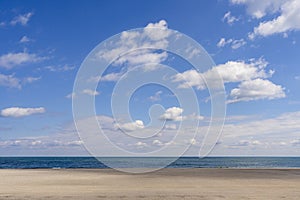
[1,168,300,199]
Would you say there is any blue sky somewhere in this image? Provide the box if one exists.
[0,0,300,156]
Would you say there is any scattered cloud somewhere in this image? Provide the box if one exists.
[1,107,45,118]
[164,124,177,130]
[231,39,247,49]
[233,0,300,38]
[149,90,162,102]
[88,72,123,83]
[173,58,273,89]
[96,20,170,70]
[44,65,75,72]
[116,120,145,132]
[173,58,285,103]
[230,0,284,19]
[152,139,164,146]
[82,89,99,96]
[0,73,21,89]
[0,74,41,89]
[0,52,45,69]
[22,76,41,84]
[19,36,31,43]
[66,92,76,99]
[135,141,148,148]
[160,107,184,121]
[222,11,239,25]
[10,12,34,26]
[0,138,83,149]
[228,78,286,103]
[217,38,246,49]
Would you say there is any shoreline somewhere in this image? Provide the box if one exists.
[1,168,300,199]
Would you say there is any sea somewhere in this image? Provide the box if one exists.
[1,157,300,169]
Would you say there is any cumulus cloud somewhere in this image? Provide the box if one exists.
[96,20,170,70]
[222,11,239,25]
[228,78,286,103]
[230,0,285,19]
[82,89,99,96]
[116,120,145,132]
[0,107,45,118]
[232,0,300,38]
[0,52,45,69]
[252,0,300,37]
[173,58,285,103]
[173,58,273,89]
[160,107,184,121]
[10,12,33,26]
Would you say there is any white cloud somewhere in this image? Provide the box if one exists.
[152,139,164,146]
[0,52,45,69]
[233,139,262,147]
[44,65,75,72]
[82,89,99,96]
[212,58,271,83]
[0,107,45,118]
[135,141,148,148]
[233,0,300,37]
[252,0,300,37]
[222,11,239,25]
[230,0,285,19]
[100,72,122,82]
[173,58,273,90]
[173,58,285,103]
[19,36,31,43]
[96,20,170,70]
[228,78,285,103]
[113,50,168,71]
[189,138,197,145]
[291,139,300,145]
[88,72,123,83]
[144,19,170,41]
[66,92,76,99]
[231,39,247,49]
[0,73,21,89]
[23,76,41,84]
[149,90,162,102]
[217,38,246,49]
[160,107,184,121]
[0,74,41,89]
[164,124,177,130]
[10,12,33,26]
[116,120,145,132]
[217,38,229,47]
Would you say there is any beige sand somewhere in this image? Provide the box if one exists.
[1,168,300,199]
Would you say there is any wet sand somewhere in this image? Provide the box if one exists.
[1,168,300,199]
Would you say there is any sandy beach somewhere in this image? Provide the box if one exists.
[0,168,300,199]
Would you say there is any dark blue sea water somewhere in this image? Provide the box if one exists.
[1,157,300,169]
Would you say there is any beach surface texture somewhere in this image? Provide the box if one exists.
[1,168,300,199]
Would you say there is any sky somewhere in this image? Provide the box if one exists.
[0,0,300,156]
